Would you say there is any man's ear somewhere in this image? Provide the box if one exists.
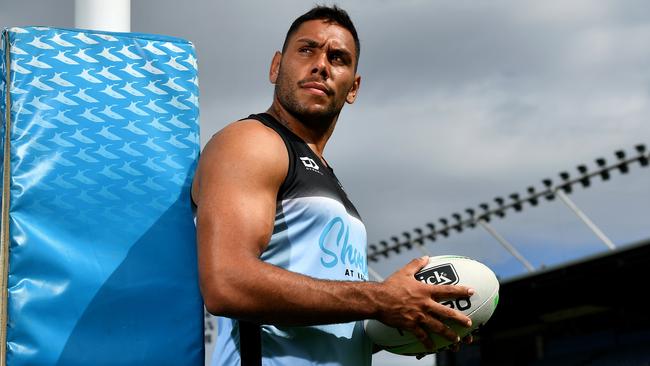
[269,51,282,84]
[346,74,361,104]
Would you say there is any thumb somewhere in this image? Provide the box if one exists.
[401,256,429,276]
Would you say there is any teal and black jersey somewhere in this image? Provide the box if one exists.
[211,113,372,366]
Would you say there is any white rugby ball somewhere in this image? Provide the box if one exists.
[365,255,499,355]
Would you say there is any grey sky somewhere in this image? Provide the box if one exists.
[127,0,648,279]
[3,1,649,364]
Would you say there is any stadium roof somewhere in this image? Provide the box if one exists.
[469,238,650,364]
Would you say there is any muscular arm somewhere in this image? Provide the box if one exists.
[194,120,472,348]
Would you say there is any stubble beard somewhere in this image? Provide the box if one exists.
[274,68,346,129]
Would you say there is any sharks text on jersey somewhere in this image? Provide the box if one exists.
[318,216,368,280]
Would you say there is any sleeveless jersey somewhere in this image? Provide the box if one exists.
[210,113,372,366]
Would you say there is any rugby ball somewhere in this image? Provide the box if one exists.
[365,255,499,355]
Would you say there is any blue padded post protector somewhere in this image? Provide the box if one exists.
[0,26,203,365]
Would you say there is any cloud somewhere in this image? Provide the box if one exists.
[3,0,648,281]
[3,3,649,366]
[319,2,650,267]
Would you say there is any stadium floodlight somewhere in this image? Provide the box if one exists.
[390,236,402,254]
[615,150,629,174]
[559,171,572,193]
[595,158,610,180]
[438,218,450,237]
[509,193,522,212]
[425,222,437,242]
[542,179,555,200]
[451,213,463,232]
[494,197,506,218]
[413,228,423,245]
[401,232,413,250]
[407,231,432,256]
[577,164,590,187]
[527,186,539,206]
[465,208,477,228]
[636,144,648,166]
[379,240,390,258]
[366,143,646,262]
[368,244,379,262]
[479,203,491,222]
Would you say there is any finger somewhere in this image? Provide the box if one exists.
[411,325,434,351]
[418,314,460,343]
[428,284,475,299]
[449,342,460,352]
[429,300,472,328]
[400,256,429,276]
[462,334,473,344]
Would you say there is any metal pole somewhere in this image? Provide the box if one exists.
[75,0,131,32]
[555,189,616,251]
[417,244,432,257]
[477,219,535,272]
[0,35,13,366]
[368,266,384,282]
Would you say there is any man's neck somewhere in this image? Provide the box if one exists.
[266,102,338,159]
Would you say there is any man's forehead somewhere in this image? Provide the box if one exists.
[289,19,355,51]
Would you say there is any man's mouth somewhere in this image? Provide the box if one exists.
[300,81,331,96]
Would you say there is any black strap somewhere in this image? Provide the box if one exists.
[239,320,261,366]
[246,113,296,199]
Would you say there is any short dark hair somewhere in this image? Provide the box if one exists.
[282,5,361,67]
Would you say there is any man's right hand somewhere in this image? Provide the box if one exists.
[373,256,474,351]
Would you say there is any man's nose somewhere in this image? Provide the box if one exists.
[310,52,329,79]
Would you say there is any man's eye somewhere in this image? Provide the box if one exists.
[330,54,345,64]
[299,48,312,54]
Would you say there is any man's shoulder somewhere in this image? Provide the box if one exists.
[193,117,289,198]
[218,117,281,141]
[204,118,285,155]
[199,118,288,173]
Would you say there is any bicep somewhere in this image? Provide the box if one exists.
[195,122,287,287]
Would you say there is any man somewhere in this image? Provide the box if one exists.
[192,5,474,366]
